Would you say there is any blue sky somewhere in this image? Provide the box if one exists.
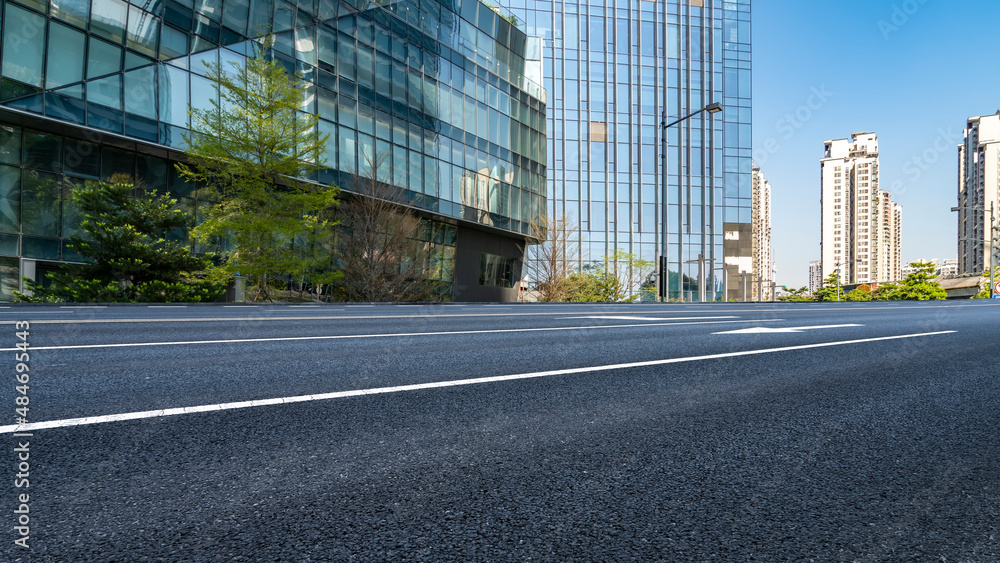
[753,1,1000,288]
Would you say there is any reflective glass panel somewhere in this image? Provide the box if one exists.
[195,0,222,22]
[126,6,160,57]
[2,6,45,87]
[88,38,123,79]
[63,138,100,177]
[159,25,188,60]
[47,23,87,88]
[222,0,250,35]
[294,27,316,66]
[51,0,91,29]
[21,171,62,237]
[0,256,19,300]
[0,126,20,165]
[189,73,216,117]
[0,166,19,233]
[23,131,62,173]
[158,64,189,127]
[88,74,122,109]
[21,237,61,260]
[124,66,157,119]
[91,0,128,43]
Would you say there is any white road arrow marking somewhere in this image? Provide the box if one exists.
[714,324,862,334]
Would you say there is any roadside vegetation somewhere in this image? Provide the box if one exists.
[15,175,223,303]
[779,261,947,303]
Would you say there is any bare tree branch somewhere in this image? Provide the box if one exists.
[335,151,445,302]
[524,213,581,302]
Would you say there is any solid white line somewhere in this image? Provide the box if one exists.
[0,319,782,352]
[0,311,68,314]
[0,330,957,434]
[568,316,738,321]
[714,324,862,334]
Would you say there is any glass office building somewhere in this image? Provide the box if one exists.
[0,0,546,301]
[508,0,751,301]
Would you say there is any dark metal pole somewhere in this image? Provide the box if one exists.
[991,202,996,299]
[698,253,706,303]
[660,111,669,302]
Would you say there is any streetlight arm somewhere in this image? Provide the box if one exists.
[662,102,723,130]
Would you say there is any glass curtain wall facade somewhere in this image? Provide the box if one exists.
[0,0,546,301]
[507,0,751,301]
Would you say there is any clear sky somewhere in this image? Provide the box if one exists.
[753,1,1000,288]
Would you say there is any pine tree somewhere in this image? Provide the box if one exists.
[16,175,222,302]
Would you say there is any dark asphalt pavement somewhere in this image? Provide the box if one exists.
[1,301,998,561]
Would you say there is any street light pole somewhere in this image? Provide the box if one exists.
[835,260,841,301]
[659,102,723,303]
[991,202,996,299]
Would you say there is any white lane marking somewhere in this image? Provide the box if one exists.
[288,305,321,308]
[59,306,105,309]
[148,306,187,308]
[0,319,782,352]
[0,330,957,434]
[0,311,69,314]
[223,305,257,308]
[346,305,375,307]
[569,316,738,321]
[715,324,863,334]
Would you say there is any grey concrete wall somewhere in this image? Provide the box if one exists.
[452,226,525,302]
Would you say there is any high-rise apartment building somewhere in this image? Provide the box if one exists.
[820,132,902,284]
[751,164,771,300]
[0,0,547,301]
[808,259,822,294]
[507,0,753,301]
[957,111,1000,276]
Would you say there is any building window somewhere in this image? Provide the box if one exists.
[480,253,517,288]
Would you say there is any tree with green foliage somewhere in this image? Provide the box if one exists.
[563,271,605,302]
[178,35,340,302]
[563,250,654,302]
[844,285,873,301]
[777,286,814,302]
[15,175,222,303]
[891,261,947,300]
[871,282,900,301]
[814,271,843,302]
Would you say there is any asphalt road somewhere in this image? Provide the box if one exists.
[1,301,998,561]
